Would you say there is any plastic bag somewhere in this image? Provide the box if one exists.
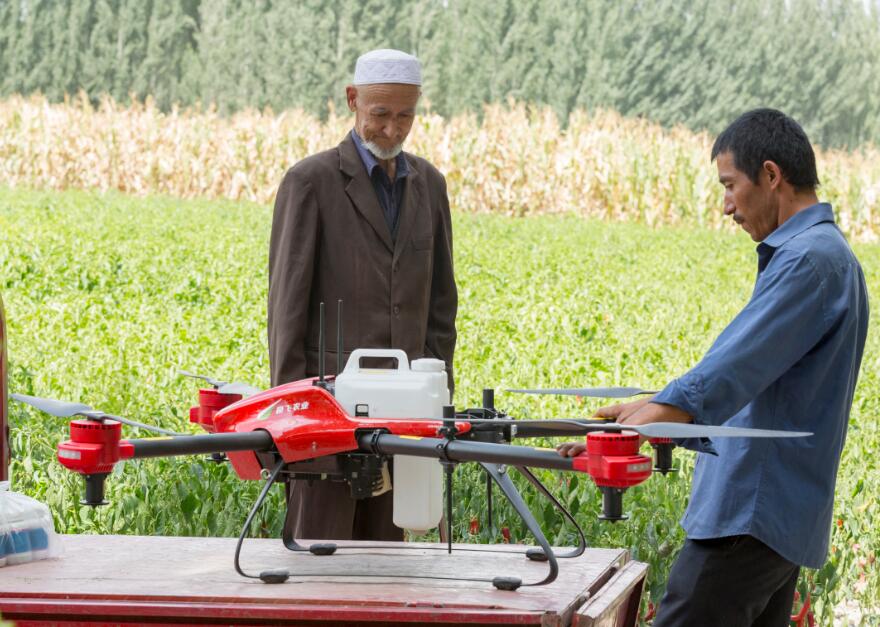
[0,481,62,566]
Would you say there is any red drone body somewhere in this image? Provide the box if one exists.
[55,375,654,496]
[13,328,804,588]
[35,370,709,589]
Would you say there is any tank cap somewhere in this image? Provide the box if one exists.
[411,358,445,372]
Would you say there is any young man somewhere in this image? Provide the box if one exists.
[268,49,457,542]
[558,109,868,626]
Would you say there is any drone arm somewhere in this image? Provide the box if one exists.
[362,431,652,534]
[357,433,574,472]
[58,421,276,478]
[358,430,651,492]
[124,431,275,459]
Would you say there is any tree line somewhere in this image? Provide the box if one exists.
[1,0,879,149]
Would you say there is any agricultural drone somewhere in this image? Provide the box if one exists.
[12,303,811,591]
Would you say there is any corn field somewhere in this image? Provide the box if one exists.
[2,94,879,240]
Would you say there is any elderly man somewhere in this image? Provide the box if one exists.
[268,49,457,542]
[559,109,868,626]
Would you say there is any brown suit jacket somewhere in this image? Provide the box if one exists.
[268,134,457,388]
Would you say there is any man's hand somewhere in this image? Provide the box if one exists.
[615,400,693,427]
[556,396,655,457]
[593,396,653,422]
[556,396,693,457]
[556,441,585,458]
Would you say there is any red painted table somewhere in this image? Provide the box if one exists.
[0,535,646,626]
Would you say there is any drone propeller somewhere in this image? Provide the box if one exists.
[214,381,262,396]
[464,417,811,440]
[10,394,92,418]
[11,393,182,437]
[602,421,811,440]
[507,387,658,398]
[179,370,261,397]
[179,370,224,388]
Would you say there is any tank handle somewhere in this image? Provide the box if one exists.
[342,348,410,374]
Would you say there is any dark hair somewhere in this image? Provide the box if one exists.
[711,108,819,191]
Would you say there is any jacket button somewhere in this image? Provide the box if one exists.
[393,304,400,315]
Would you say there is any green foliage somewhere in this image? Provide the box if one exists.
[1,187,878,621]
[1,0,880,148]
[0,0,200,109]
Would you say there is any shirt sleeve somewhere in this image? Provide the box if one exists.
[653,249,829,428]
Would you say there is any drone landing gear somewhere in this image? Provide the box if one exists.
[240,456,585,590]
[478,462,557,588]
[279,459,587,569]
[514,465,587,560]
[277,462,561,590]
[233,459,290,583]
[281,528,337,556]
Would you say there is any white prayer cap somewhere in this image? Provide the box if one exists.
[353,49,422,86]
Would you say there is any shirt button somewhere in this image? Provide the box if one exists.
[393,304,400,315]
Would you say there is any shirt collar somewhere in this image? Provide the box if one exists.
[761,203,835,250]
[755,203,835,273]
[350,129,409,181]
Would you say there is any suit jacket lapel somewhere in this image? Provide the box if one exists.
[339,135,394,253]
[394,155,421,263]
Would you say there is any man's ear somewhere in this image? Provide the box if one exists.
[763,160,783,190]
[345,85,358,112]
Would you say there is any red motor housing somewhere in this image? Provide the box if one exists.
[572,431,652,488]
[190,388,242,432]
[57,419,133,475]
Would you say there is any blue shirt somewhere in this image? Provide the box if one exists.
[350,129,410,237]
[653,203,868,569]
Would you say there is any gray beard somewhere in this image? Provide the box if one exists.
[364,139,404,160]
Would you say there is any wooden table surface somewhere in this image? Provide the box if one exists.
[0,534,647,626]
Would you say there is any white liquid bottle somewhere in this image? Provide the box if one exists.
[334,349,446,534]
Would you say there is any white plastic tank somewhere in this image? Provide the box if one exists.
[334,348,446,534]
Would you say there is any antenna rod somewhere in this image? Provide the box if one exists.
[337,300,343,375]
[318,302,325,383]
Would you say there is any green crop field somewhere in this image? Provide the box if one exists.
[1,186,877,623]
